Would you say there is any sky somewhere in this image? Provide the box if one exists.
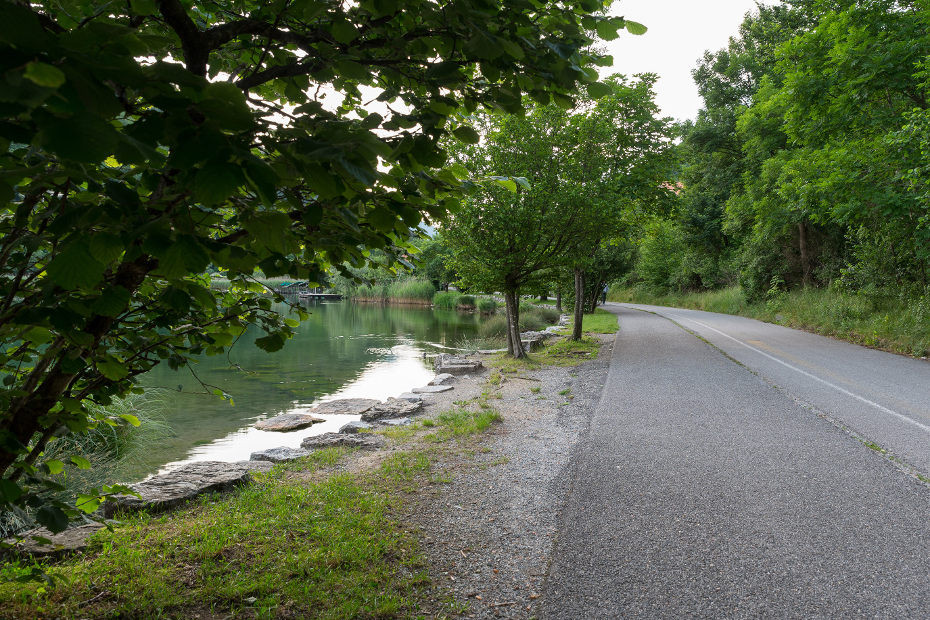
[605,0,778,122]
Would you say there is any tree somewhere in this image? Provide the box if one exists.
[448,74,673,354]
[0,0,639,534]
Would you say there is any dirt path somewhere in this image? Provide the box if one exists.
[406,335,614,618]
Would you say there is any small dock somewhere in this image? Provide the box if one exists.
[298,292,343,301]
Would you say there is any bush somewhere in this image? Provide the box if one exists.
[477,298,498,314]
[457,295,476,308]
[387,279,435,302]
[432,291,461,309]
[477,314,507,338]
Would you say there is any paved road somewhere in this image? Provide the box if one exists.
[540,304,930,618]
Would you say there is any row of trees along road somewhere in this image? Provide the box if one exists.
[0,0,647,540]
[634,0,930,304]
[446,75,675,356]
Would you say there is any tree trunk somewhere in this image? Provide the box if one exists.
[555,286,562,313]
[587,280,601,314]
[572,268,584,341]
[798,221,811,287]
[504,288,525,358]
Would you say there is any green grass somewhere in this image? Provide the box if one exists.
[424,408,502,443]
[0,401,511,619]
[353,278,436,304]
[0,452,429,618]
[559,308,619,335]
[489,336,601,372]
[457,295,476,308]
[432,290,461,309]
[611,285,930,358]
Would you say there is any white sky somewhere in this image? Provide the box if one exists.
[605,0,779,121]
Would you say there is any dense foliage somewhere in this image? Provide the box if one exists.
[447,76,674,354]
[624,0,930,308]
[0,0,634,536]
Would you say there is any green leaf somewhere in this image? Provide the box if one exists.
[194,162,241,205]
[586,82,613,99]
[97,357,129,381]
[255,333,286,352]
[331,19,358,44]
[23,62,65,88]
[91,286,131,317]
[129,0,158,15]
[246,213,292,254]
[595,20,620,42]
[89,233,124,264]
[45,460,65,475]
[453,126,480,144]
[45,243,106,289]
[553,93,575,109]
[39,114,120,162]
[0,479,23,504]
[75,493,101,514]
[35,505,69,533]
[70,456,92,470]
[119,414,141,427]
[625,20,648,35]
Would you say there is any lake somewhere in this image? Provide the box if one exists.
[128,301,482,480]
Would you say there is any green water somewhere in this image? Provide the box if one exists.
[134,301,481,478]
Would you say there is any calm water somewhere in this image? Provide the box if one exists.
[132,301,481,479]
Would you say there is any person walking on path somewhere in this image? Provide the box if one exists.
[600,284,608,306]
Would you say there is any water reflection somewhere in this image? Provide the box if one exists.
[136,301,480,479]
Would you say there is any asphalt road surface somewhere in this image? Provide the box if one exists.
[540,303,930,618]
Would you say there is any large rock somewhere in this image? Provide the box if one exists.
[250,446,311,463]
[434,354,483,375]
[311,398,380,416]
[361,398,423,421]
[412,384,454,394]
[254,413,324,432]
[396,392,422,403]
[6,523,106,558]
[301,432,384,451]
[521,331,551,352]
[339,420,373,434]
[104,460,273,516]
[429,373,456,386]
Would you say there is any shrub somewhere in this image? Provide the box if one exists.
[478,314,507,338]
[387,279,435,302]
[477,298,498,314]
[457,295,476,308]
[432,291,461,309]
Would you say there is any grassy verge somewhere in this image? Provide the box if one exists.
[559,307,619,335]
[0,406,504,618]
[610,285,930,358]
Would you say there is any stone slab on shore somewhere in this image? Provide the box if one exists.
[103,460,273,516]
[250,447,311,462]
[362,398,423,421]
[5,523,107,558]
[301,432,385,451]
[254,413,324,432]
[412,385,454,394]
[311,398,380,416]
[434,354,483,375]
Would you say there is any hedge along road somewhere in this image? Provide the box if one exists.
[539,303,930,618]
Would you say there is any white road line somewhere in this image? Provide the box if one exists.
[669,313,930,436]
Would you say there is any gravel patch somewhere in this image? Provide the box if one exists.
[405,335,614,618]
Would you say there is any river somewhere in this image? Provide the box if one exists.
[126,300,482,480]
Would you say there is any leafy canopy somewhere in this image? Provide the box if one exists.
[0,0,634,533]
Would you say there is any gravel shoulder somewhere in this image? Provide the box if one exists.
[400,335,614,618]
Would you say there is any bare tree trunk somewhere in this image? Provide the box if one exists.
[572,268,584,341]
[798,221,811,287]
[555,286,562,313]
[504,288,525,358]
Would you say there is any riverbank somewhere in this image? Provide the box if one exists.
[0,331,612,618]
[610,285,930,359]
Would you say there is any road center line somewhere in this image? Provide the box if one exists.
[670,313,930,436]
